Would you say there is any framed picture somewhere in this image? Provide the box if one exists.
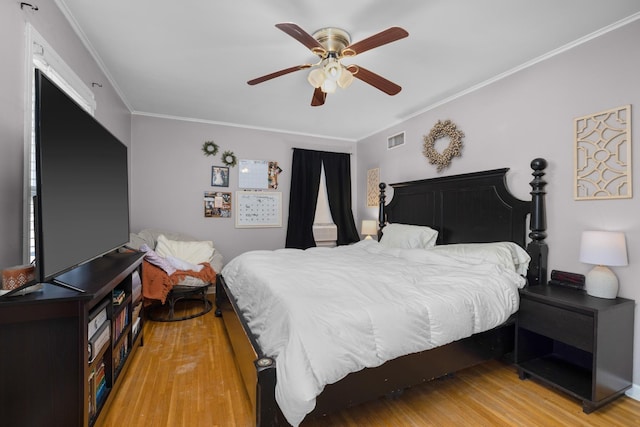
[211,166,229,187]
[204,191,232,218]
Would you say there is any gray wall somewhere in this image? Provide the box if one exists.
[130,115,354,261]
[0,1,131,268]
[357,19,640,388]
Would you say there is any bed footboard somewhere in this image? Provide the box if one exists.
[215,275,283,426]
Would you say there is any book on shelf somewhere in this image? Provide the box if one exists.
[91,360,108,410]
[88,299,109,340]
[88,322,111,363]
[112,289,126,305]
[113,308,129,341]
[88,369,96,418]
[113,338,130,374]
[132,270,142,302]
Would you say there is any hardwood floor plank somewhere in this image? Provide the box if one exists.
[101,304,640,426]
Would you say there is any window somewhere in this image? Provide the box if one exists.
[23,24,95,263]
[312,164,337,246]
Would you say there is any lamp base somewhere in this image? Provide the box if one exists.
[585,265,618,299]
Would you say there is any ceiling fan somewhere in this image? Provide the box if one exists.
[247,23,409,106]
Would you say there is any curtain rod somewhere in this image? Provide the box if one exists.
[291,148,352,155]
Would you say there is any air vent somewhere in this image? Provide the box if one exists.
[387,131,405,149]
[313,223,337,247]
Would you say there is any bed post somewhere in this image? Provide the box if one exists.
[526,158,548,287]
[378,182,386,239]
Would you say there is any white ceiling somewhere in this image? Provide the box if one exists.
[57,1,640,141]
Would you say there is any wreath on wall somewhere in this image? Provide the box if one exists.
[202,140,219,156]
[221,150,237,167]
[422,119,465,172]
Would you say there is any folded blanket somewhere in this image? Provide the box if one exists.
[142,260,217,304]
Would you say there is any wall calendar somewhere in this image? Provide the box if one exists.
[235,191,282,228]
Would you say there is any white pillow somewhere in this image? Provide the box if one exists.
[428,242,531,275]
[379,223,438,249]
[155,234,215,265]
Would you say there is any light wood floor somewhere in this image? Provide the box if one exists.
[100,301,640,426]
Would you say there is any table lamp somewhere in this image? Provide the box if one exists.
[579,230,628,299]
[361,220,377,240]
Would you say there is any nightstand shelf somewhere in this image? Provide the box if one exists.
[518,353,592,398]
[516,285,634,413]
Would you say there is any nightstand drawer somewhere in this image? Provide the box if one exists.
[519,298,594,352]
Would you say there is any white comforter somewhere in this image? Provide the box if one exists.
[221,240,526,426]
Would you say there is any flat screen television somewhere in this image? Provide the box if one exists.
[32,69,130,290]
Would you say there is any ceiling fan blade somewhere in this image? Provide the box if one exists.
[341,27,408,57]
[311,87,326,106]
[346,65,402,96]
[247,64,313,85]
[276,23,327,56]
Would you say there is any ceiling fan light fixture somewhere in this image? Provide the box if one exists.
[321,78,337,94]
[337,67,354,89]
[323,60,342,81]
[307,68,326,88]
[249,23,408,106]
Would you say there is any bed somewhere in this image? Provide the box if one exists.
[215,158,549,426]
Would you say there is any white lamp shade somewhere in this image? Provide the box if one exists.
[361,220,377,239]
[579,231,628,266]
[337,67,354,88]
[307,68,325,88]
[580,230,627,299]
[321,79,337,94]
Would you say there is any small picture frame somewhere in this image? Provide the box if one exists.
[204,191,232,218]
[211,166,229,187]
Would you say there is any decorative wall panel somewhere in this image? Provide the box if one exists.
[574,105,632,200]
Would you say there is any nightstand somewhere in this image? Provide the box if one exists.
[516,285,634,413]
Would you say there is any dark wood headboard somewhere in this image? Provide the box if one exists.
[378,158,548,286]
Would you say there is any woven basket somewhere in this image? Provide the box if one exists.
[2,265,35,290]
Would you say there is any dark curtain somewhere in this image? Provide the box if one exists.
[285,148,359,249]
[322,151,360,245]
[285,149,322,249]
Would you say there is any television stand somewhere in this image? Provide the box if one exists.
[0,251,145,426]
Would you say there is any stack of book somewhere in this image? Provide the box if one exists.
[113,308,129,342]
[88,300,110,363]
[95,362,107,407]
[88,298,111,420]
[112,288,126,305]
[113,338,130,375]
[88,322,110,363]
[88,361,107,419]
